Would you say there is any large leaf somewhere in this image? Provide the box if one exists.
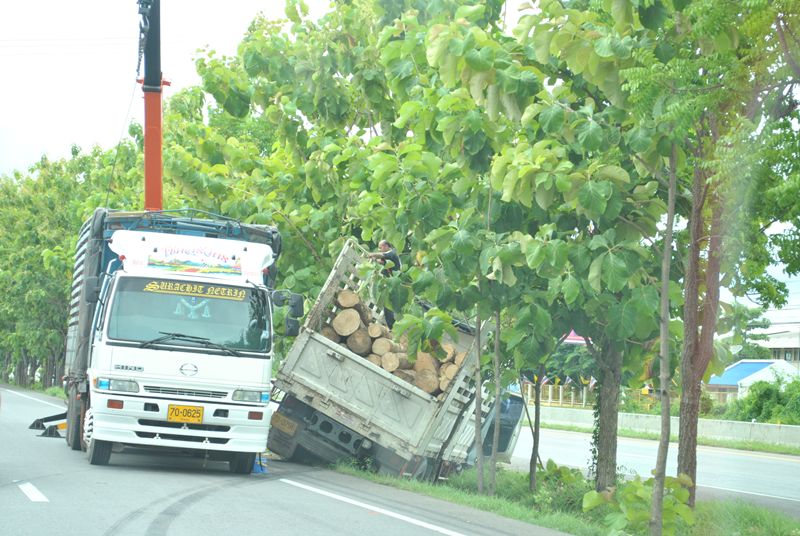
[638,1,668,31]
[465,47,494,72]
[539,105,565,134]
[602,251,630,292]
[578,180,612,218]
[577,121,604,152]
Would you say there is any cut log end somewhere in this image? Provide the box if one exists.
[332,308,361,336]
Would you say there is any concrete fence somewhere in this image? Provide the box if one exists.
[534,406,800,447]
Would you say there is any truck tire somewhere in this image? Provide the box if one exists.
[88,438,112,466]
[66,388,83,451]
[229,452,256,474]
[84,408,112,465]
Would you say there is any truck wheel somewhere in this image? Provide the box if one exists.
[84,409,112,466]
[66,388,83,451]
[88,438,112,466]
[229,452,255,474]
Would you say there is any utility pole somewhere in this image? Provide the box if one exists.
[139,0,165,211]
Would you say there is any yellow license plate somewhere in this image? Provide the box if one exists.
[271,412,298,436]
[167,404,203,424]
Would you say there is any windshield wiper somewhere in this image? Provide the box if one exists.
[139,332,241,356]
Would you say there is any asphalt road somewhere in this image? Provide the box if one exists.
[0,386,566,536]
[510,425,800,518]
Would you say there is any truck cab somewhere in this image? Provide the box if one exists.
[63,209,295,474]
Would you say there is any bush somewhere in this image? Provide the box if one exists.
[447,460,593,515]
[721,378,800,424]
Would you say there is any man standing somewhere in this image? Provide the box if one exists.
[368,240,401,328]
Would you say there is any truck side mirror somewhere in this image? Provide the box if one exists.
[285,317,300,337]
[289,293,304,318]
[85,276,101,304]
[271,290,288,307]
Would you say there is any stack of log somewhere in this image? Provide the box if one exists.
[319,289,467,397]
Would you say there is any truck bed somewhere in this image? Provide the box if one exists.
[273,240,488,466]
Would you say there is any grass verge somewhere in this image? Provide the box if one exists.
[335,463,800,536]
[537,422,800,457]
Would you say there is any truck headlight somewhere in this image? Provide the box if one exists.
[94,377,139,393]
[233,390,270,403]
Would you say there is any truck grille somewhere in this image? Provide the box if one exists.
[143,386,228,399]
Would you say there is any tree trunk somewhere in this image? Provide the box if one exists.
[473,312,484,494]
[488,309,502,496]
[595,347,622,491]
[528,364,545,491]
[650,146,677,536]
[678,161,724,506]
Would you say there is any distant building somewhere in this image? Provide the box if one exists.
[758,327,800,369]
[706,359,800,403]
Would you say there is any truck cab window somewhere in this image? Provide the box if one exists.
[106,277,271,354]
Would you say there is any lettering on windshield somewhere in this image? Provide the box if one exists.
[142,281,246,301]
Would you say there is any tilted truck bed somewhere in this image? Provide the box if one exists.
[274,240,487,466]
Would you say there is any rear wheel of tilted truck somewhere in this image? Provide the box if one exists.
[229,452,256,474]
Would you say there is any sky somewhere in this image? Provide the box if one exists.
[1,1,798,328]
[0,0,327,175]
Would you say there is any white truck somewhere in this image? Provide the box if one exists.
[52,208,301,474]
[268,240,522,478]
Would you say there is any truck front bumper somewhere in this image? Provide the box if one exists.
[90,390,271,453]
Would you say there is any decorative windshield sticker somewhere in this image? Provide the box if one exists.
[147,246,242,275]
[142,280,247,301]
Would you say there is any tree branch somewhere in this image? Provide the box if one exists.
[777,16,800,80]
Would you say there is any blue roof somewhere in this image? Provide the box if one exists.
[708,361,773,386]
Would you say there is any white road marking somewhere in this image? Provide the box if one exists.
[0,388,65,410]
[280,478,466,536]
[700,484,800,503]
[17,482,49,502]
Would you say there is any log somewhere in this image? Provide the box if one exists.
[393,369,416,383]
[381,352,411,372]
[332,308,361,336]
[442,363,459,380]
[372,337,399,356]
[454,351,467,367]
[367,322,389,339]
[353,302,375,325]
[320,325,340,343]
[414,369,440,394]
[346,328,372,356]
[367,354,383,367]
[336,289,360,308]
[441,343,457,363]
[413,351,440,374]
[439,376,451,392]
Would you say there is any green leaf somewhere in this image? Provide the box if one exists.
[526,242,546,270]
[465,47,494,71]
[626,126,653,152]
[532,26,554,64]
[596,165,630,184]
[393,101,422,129]
[455,4,485,22]
[602,251,630,292]
[594,37,616,58]
[611,0,633,31]
[539,105,565,134]
[582,490,606,511]
[577,121,603,152]
[589,253,606,293]
[578,180,612,218]
[638,1,668,31]
[563,275,581,305]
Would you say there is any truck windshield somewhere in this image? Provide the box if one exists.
[106,277,271,355]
